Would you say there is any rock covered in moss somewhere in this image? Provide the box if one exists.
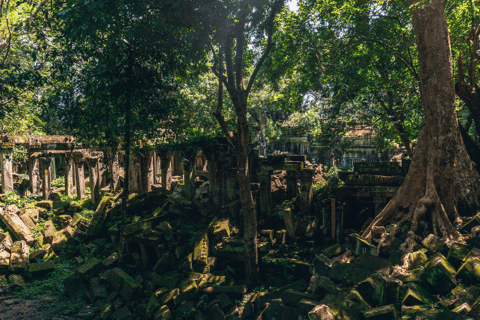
[456,248,480,286]
[420,253,457,295]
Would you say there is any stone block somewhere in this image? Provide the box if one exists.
[456,248,480,286]
[29,261,55,274]
[52,229,72,252]
[203,285,246,295]
[407,250,428,270]
[206,304,226,320]
[112,306,132,320]
[0,231,13,251]
[87,196,112,237]
[23,208,39,224]
[322,243,343,258]
[154,305,173,320]
[193,232,209,267]
[10,240,29,271]
[43,220,55,244]
[448,242,471,269]
[76,258,103,280]
[91,285,108,300]
[102,252,118,268]
[281,289,316,307]
[106,268,142,300]
[308,304,335,320]
[312,255,332,278]
[153,251,174,274]
[210,219,230,241]
[152,274,179,289]
[9,274,25,289]
[421,252,457,295]
[0,205,35,245]
[177,300,196,317]
[401,282,434,306]
[362,304,398,320]
[0,249,10,269]
[29,249,47,261]
[353,253,392,275]
[158,288,180,305]
[36,200,53,210]
[19,210,36,229]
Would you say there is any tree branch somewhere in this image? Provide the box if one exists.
[224,35,235,89]
[469,26,479,87]
[213,48,237,147]
[246,0,285,96]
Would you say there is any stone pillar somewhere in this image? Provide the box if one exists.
[87,157,100,204]
[159,151,172,191]
[142,149,155,193]
[257,168,272,219]
[225,169,237,204]
[286,170,298,200]
[74,154,86,199]
[154,152,161,184]
[0,142,14,193]
[64,154,75,196]
[129,153,141,193]
[183,152,197,200]
[207,160,223,210]
[106,148,120,192]
[27,143,41,195]
[49,158,56,182]
[299,169,314,214]
[40,157,52,200]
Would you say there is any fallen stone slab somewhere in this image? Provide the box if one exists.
[10,240,29,272]
[448,242,471,269]
[210,219,230,241]
[456,248,480,282]
[0,205,34,245]
[0,231,13,251]
[158,288,180,305]
[402,282,435,306]
[106,267,142,300]
[87,196,112,237]
[281,289,316,307]
[29,261,55,274]
[154,305,173,320]
[76,258,103,280]
[35,200,53,210]
[203,285,247,295]
[308,304,335,320]
[29,249,47,261]
[152,274,179,289]
[363,304,398,320]
[19,210,36,229]
[102,252,119,268]
[408,250,428,270]
[52,229,72,252]
[421,252,457,295]
[193,232,209,267]
[43,220,55,244]
[0,249,10,270]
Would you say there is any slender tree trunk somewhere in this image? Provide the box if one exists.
[235,97,260,287]
[363,0,480,242]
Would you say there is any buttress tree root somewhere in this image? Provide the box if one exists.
[362,0,480,245]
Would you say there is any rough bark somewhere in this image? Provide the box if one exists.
[362,0,480,241]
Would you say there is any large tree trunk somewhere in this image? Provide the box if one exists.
[363,0,480,242]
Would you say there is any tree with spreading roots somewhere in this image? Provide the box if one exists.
[362,0,480,244]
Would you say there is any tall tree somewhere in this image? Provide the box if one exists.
[363,0,480,242]
[205,0,285,286]
[51,0,197,262]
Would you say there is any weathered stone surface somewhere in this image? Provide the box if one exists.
[283,208,296,238]
[281,289,316,307]
[322,243,343,258]
[154,305,173,320]
[421,234,444,253]
[0,249,10,269]
[29,249,47,261]
[29,261,55,274]
[401,282,435,306]
[9,274,25,289]
[210,219,230,241]
[456,248,480,286]
[87,196,112,237]
[102,252,118,267]
[112,306,132,320]
[52,229,72,252]
[310,276,338,299]
[363,304,398,320]
[193,232,209,267]
[158,288,180,305]
[0,231,13,251]
[206,303,226,320]
[448,242,471,269]
[91,284,108,300]
[421,252,457,295]
[152,274,179,289]
[0,205,34,245]
[10,240,29,271]
[76,258,103,280]
[43,220,55,244]
[106,267,142,300]
[153,251,174,274]
[203,285,247,295]
[19,210,36,229]
[353,253,392,275]
[308,304,335,320]
[408,250,428,270]
[36,200,53,210]
[157,221,174,244]
[177,300,196,316]
[23,208,39,224]
[57,215,73,228]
